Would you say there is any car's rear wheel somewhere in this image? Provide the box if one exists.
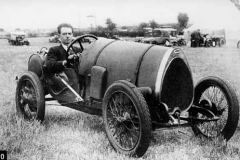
[177,40,183,46]
[191,76,239,141]
[103,80,152,157]
[182,40,187,46]
[24,41,29,46]
[219,39,224,47]
[205,41,211,47]
[151,41,158,45]
[173,41,178,46]
[15,71,45,122]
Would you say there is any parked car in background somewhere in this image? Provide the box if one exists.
[185,29,226,47]
[135,27,153,42]
[211,29,226,47]
[80,37,91,43]
[159,28,179,46]
[8,32,30,46]
[49,35,60,43]
[197,33,225,47]
[105,33,126,41]
[140,28,171,46]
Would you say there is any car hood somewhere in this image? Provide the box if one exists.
[170,36,177,40]
[141,37,155,42]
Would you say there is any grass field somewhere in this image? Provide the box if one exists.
[1,37,240,160]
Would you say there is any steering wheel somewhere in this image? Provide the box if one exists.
[39,47,48,54]
[66,34,98,66]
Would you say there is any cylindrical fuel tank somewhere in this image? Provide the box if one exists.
[79,38,194,113]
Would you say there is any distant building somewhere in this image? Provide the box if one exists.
[0,31,10,39]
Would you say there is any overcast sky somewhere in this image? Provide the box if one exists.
[0,0,240,31]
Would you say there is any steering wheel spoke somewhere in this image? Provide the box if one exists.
[77,39,84,51]
[66,34,98,53]
[66,34,98,67]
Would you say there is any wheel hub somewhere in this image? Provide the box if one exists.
[200,99,223,116]
[116,112,131,122]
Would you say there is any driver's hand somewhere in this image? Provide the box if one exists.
[62,60,67,66]
[68,54,75,59]
[68,52,80,59]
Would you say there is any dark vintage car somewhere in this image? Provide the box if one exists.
[49,35,90,43]
[140,28,173,46]
[198,34,226,47]
[190,29,226,48]
[49,35,60,43]
[8,32,30,46]
[16,34,239,157]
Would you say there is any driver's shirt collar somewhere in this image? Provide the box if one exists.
[61,43,68,51]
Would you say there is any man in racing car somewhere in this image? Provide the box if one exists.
[46,23,81,82]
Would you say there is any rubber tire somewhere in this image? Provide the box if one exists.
[102,80,152,157]
[177,41,183,46]
[237,41,240,49]
[192,76,239,141]
[15,71,45,122]
[219,39,224,47]
[164,40,170,46]
[173,42,178,46]
[182,40,187,46]
[151,41,158,45]
[205,41,211,47]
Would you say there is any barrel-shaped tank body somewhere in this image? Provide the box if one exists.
[79,38,194,113]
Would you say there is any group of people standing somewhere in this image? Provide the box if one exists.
[190,29,203,47]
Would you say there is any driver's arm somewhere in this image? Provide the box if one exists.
[61,46,82,68]
[67,46,82,60]
[46,46,66,73]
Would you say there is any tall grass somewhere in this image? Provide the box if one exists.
[0,37,240,159]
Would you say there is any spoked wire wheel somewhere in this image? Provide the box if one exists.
[192,77,239,141]
[15,71,45,122]
[103,80,151,157]
[108,91,140,149]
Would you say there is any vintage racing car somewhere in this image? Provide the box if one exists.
[15,34,239,157]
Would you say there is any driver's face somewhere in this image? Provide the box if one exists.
[59,27,73,45]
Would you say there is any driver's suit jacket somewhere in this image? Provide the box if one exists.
[45,44,80,73]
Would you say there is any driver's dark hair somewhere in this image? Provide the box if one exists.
[57,23,73,34]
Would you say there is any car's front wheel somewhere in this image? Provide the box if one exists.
[15,71,45,122]
[102,80,152,157]
[219,39,225,47]
[172,41,178,46]
[205,41,211,47]
[164,40,170,46]
[151,41,158,45]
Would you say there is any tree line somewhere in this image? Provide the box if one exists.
[50,13,189,38]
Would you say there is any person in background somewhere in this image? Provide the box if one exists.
[190,29,202,47]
